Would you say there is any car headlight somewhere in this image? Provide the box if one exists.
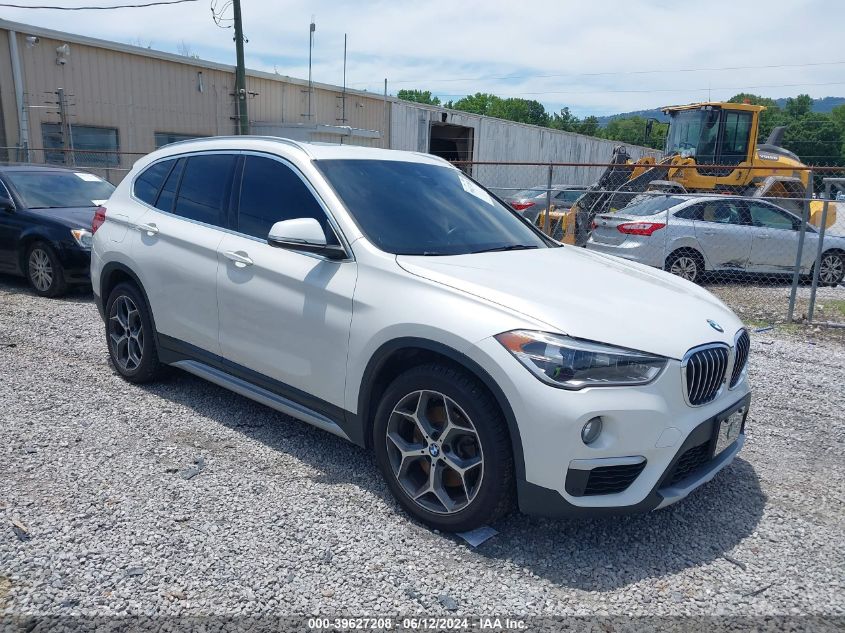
[495,330,667,389]
[70,228,93,249]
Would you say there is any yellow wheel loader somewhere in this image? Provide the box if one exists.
[557,101,835,245]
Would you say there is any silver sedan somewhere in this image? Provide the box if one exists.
[586,195,845,286]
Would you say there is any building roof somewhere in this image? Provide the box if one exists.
[0,18,386,102]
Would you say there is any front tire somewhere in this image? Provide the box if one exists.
[26,242,67,297]
[666,250,704,284]
[373,363,514,531]
[105,282,163,383]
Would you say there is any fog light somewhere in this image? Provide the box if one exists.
[581,417,603,445]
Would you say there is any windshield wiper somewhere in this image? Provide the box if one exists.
[470,244,540,254]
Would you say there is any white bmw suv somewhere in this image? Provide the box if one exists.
[90,137,751,531]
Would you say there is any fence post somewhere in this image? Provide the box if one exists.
[544,162,553,236]
[787,170,812,322]
[807,180,831,322]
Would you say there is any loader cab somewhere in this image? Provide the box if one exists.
[663,103,761,176]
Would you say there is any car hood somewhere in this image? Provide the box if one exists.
[396,246,743,360]
[27,206,97,230]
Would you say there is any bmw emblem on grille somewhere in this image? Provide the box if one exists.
[707,319,724,333]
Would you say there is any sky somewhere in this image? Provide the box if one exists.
[2,0,844,118]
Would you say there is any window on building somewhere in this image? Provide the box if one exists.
[154,132,206,149]
[237,155,338,243]
[173,154,237,226]
[133,159,175,206]
[42,123,120,168]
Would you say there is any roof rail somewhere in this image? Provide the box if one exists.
[159,135,312,155]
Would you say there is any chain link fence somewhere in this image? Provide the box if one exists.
[2,145,844,326]
[465,160,845,327]
[1,146,138,184]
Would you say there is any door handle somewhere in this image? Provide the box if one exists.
[134,222,159,236]
[223,250,253,267]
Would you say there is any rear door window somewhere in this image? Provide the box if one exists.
[173,154,237,227]
[697,200,745,225]
[237,155,339,244]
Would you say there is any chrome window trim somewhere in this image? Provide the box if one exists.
[129,149,354,263]
[680,341,731,408]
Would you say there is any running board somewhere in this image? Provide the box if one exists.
[171,360,351,442]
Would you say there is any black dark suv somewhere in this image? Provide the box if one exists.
[0,165,115,297]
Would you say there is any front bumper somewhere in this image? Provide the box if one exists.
[518,394,750,518]
[54,242,92,285]
[469,335,751,518]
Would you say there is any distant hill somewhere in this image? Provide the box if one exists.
[595,97,845,127]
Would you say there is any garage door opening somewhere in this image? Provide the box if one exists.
[429,123,474,174]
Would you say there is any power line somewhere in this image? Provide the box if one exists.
[427,81,845,99]
[0,0,197,9]
[350,60,845,87]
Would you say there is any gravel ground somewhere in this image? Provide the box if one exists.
[1,275,844,619]
[704,279,845,328]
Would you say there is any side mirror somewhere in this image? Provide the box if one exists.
[267,218,346,260]
[0,195,14,212]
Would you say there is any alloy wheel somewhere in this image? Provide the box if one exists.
[109,295,144,371]
[28,248,53,292]
[669,256,698,281]
[819,253,844,285]
[385,389,484,515]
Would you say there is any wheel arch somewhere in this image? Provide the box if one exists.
[99,262,158,332]
[357,337,526,485]
[17,230,58,275]
[666,245,707,271]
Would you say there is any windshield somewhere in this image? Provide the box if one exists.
[665,109,720,162]
[316,159,551,256]
[6,171,114,208]
[617,195,685,217]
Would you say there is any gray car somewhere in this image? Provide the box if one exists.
[586,195,845,286]
[504,185,584,224]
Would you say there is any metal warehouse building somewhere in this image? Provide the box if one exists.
[0,18,658,187]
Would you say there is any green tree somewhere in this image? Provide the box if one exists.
[447,92,499,115]
[549,107,580,132]
[783,117,842,167]
[785,94,813,118]
[488,98,549,126]
[396,89,440,106]
[578,115,600,137]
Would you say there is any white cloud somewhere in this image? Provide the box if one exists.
[3,0,843,116]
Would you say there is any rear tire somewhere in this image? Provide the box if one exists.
[665,250,704,284]
[373,363,514,532]
[26,242,67,298]
[813,251,845,287]
[105,282,164,383]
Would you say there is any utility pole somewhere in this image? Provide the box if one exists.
[308,17,315,121]
[341,33,347,124]
[56,88,75,166]
[233,0,248,135]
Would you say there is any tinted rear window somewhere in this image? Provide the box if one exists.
[134,159,174,206]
